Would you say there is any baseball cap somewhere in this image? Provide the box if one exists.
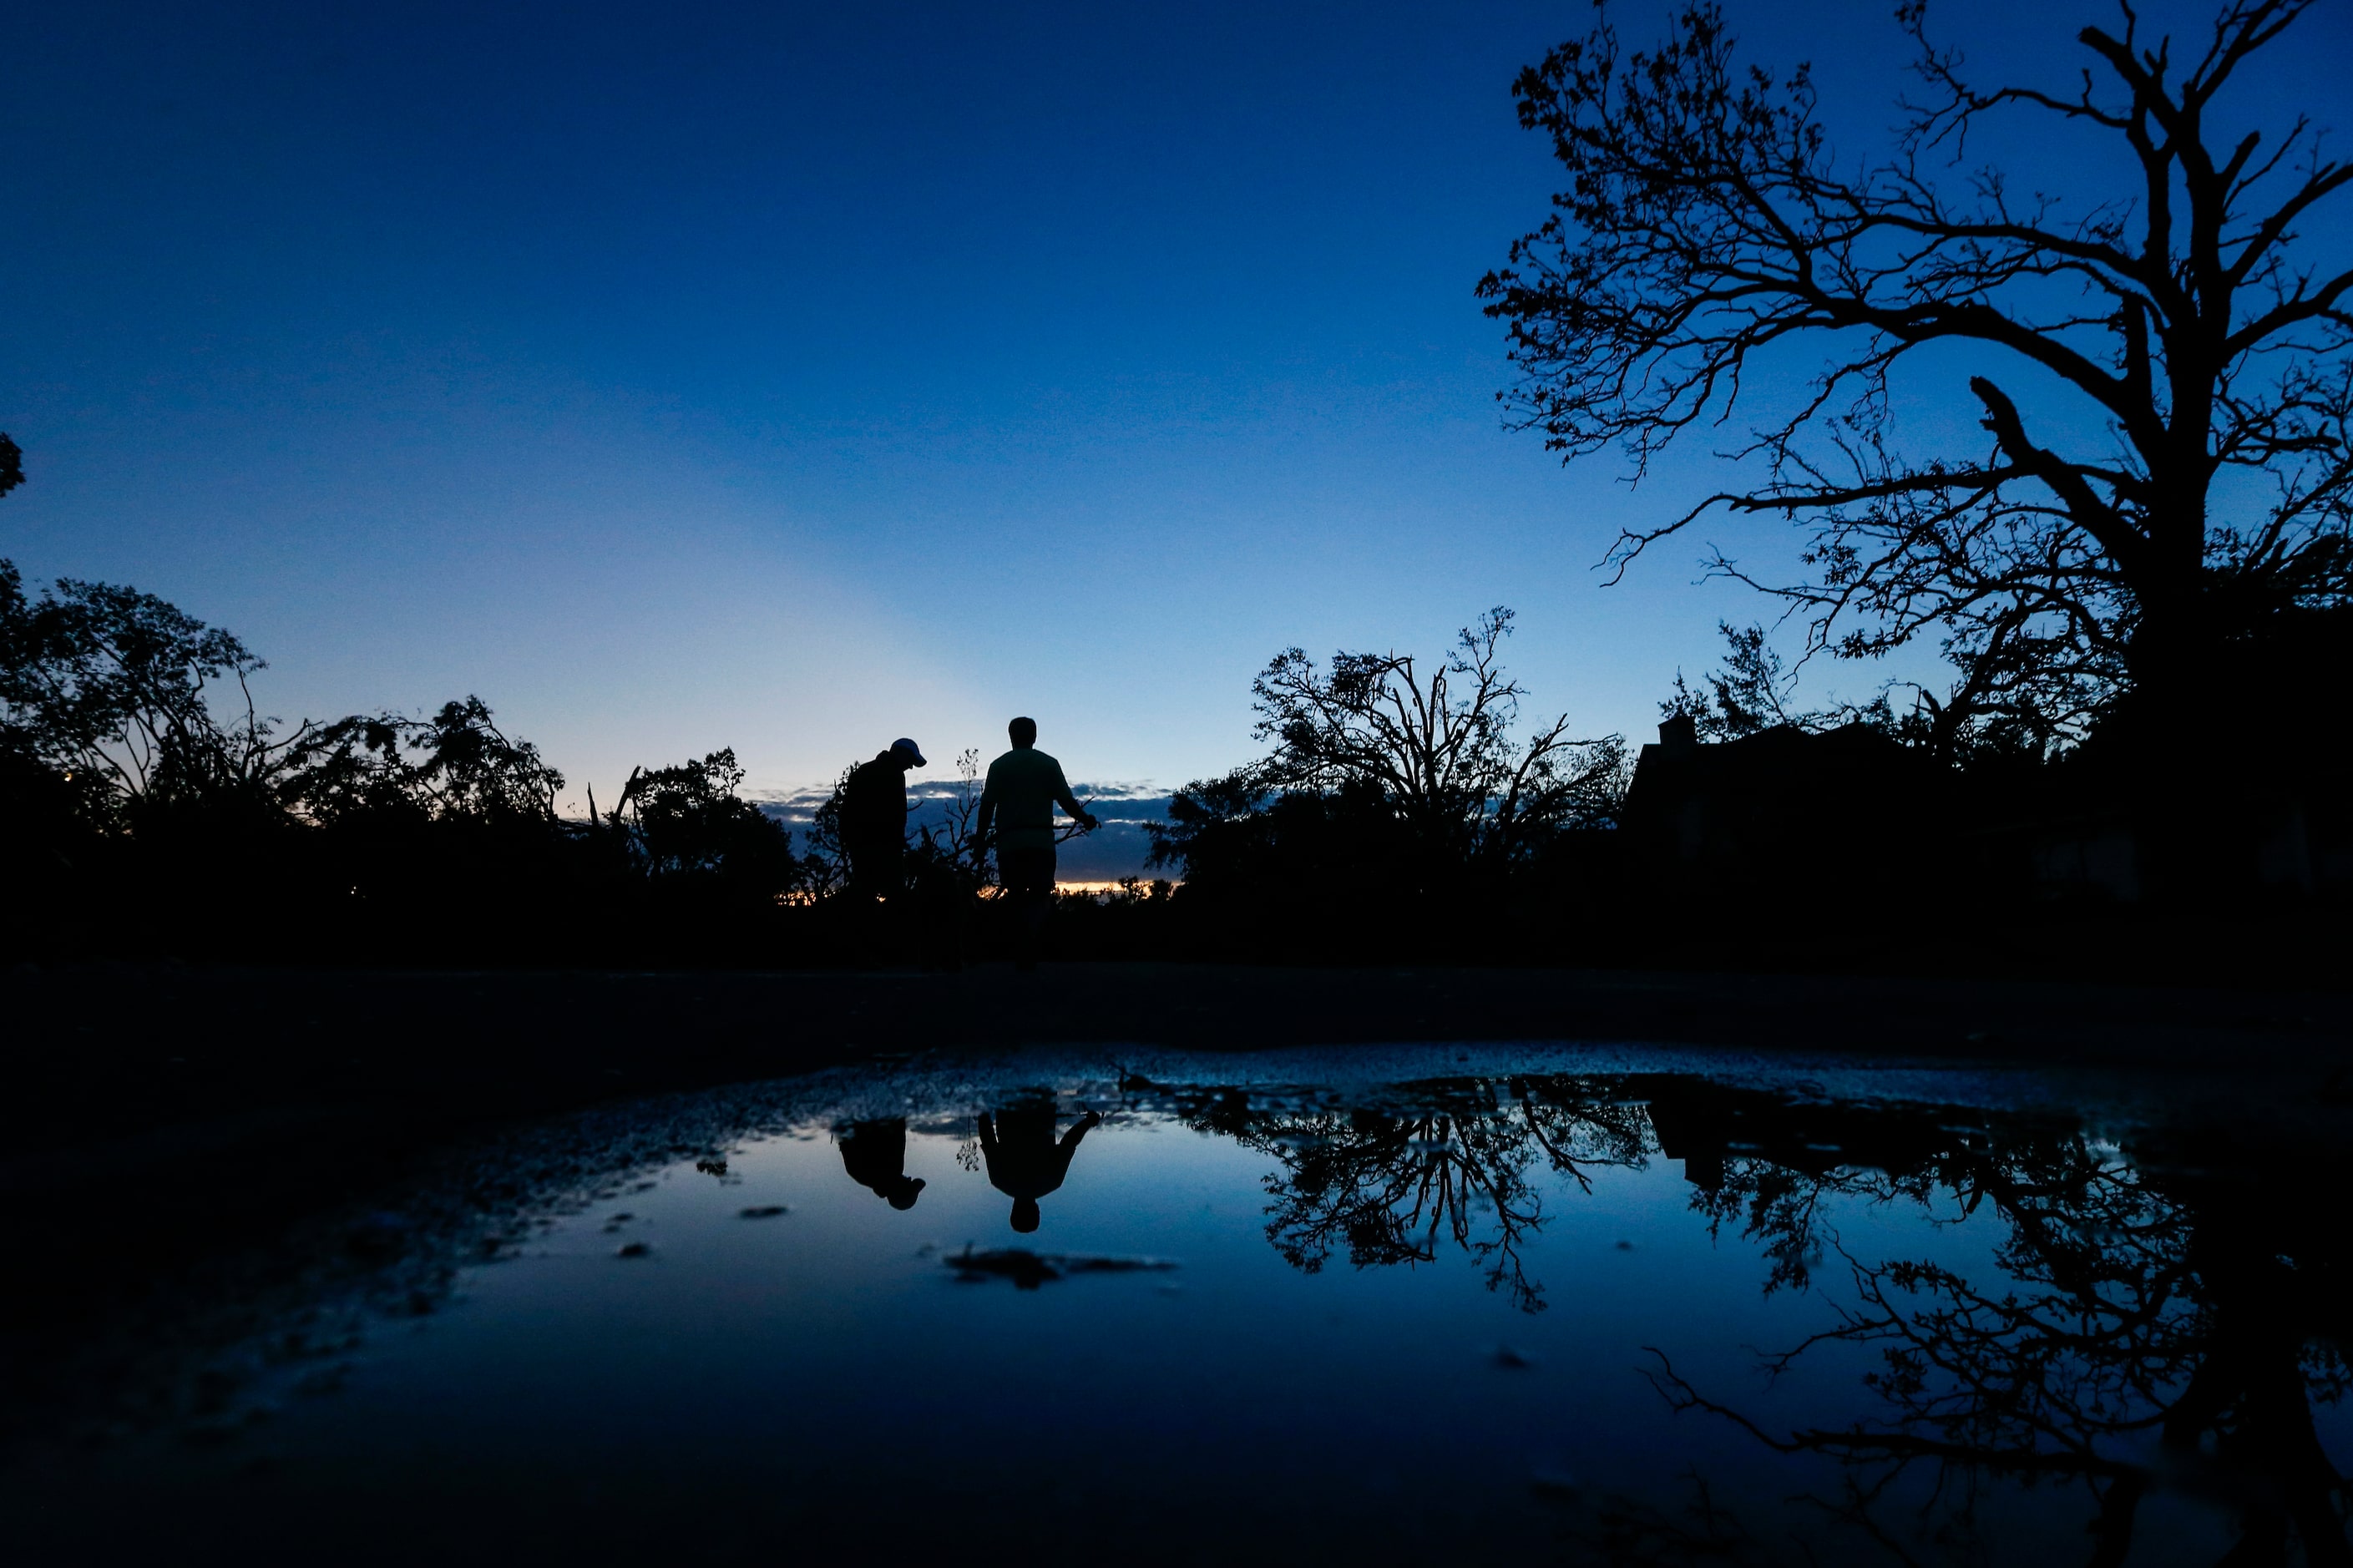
[890,737,928,766]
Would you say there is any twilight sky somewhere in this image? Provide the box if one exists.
[7,0,2349,811]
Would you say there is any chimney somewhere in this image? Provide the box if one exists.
[1657,713,1699,754]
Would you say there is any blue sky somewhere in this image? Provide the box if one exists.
[7,0,2348,814]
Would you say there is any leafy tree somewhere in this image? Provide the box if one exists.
[0,569,291,826]
[401,697,564,822]
[0,441,101,928]
[800,761,859,898]
[0,445,803,957]
[1479,0,2353,747]
[613,746,803,898]
[279,697,564,827]
[1661,622,1806,741]
[1145,772,1407,911]
[269,698,584,958]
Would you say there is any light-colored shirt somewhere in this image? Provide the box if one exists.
[979,746,1085,852]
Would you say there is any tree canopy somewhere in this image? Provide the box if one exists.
[1146,609,1627,906]
[1244,606,1627,867]
[1480,0,2353,748]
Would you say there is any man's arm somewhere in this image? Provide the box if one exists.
[1051,762,1099,832]
[1047,1112,1101,1181]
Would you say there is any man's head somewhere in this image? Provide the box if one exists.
[886,1176,925,1211]
[1008,716,1037,749]
[888,737,927,770]
[1010,1197,1042,1233]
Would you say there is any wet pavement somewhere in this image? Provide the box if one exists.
[8,1041,2351,1565]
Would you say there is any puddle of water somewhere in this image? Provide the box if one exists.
[10,1044,2350,1565]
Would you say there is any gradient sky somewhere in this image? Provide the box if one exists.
[8,0,2349,812]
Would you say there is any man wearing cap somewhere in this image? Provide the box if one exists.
[839,737,926,899]
[974,716,1097,969]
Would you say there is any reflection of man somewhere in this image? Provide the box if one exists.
[837,1119,925,1210]
[974,717,1096,970]
[976,1105,1101,1233]
[841,738,927,898]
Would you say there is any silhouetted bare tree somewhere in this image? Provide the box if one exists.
[1480,1,2353,747]
[1242,606,1626,873]
[908,746,987,882]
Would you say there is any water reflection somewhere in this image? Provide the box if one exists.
[1156,1074,1996,1313]
[837,1117,926,1209]
[976,1100,1101,1232]
[1627,1118,2353,1566]
[20,1055,2346,1566]
[1178,1075,1651,1312]
[1159,1071,2349,1561]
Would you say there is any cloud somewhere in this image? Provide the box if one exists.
[757,782,1173,881]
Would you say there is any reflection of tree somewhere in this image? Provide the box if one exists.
[1163,1073,2349,1560]
[1187,1076,1651,1313]
[1643,1125,2353,1567]
[1688,1160,1931,1297]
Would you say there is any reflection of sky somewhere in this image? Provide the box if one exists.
[3,1102,1901,1556]
[23,1047,2334,1562]
[13,3,2346,810]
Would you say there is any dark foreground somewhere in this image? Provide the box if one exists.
[4,962,2350,1563]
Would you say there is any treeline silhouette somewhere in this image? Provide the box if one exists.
[0,589,793,964]
[1137,605,1630,959]
[1138,604,2348,975]
[4,424,2345,974]
[3,564,2342,971]
[0,491,1136,964]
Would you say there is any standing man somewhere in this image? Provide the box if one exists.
[974,716,1097,970]
[840,737,926,899]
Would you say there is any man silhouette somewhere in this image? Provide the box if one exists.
[976,1104,1101,1233]
[840,737,925,899]
[837,1118,925,1210]
[974,717,1097,969]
